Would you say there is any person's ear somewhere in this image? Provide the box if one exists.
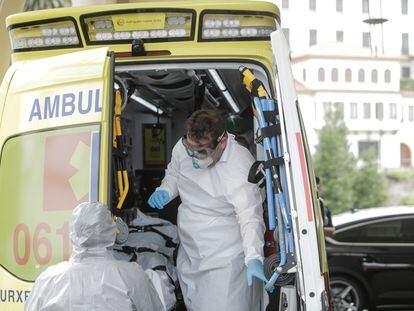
[219,135,228,147]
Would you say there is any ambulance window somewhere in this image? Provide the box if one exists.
[0,125,100,281]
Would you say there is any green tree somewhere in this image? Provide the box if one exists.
[353,148,387,209]
[313,110,355,214]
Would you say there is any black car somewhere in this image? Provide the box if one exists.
[326,206,414,311]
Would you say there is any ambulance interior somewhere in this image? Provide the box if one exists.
[111,63,286,310]
[112,63,270,221]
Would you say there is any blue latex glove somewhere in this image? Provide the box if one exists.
[246,259,268,286]
[148,190,170,209]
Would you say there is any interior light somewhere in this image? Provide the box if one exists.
[208,69,240,113]
[208,69,226,91]
[223,91,240,114]
[130,93,164,115]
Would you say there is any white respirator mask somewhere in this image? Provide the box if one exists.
[191,156,214,169]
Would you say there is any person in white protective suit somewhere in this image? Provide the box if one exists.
[25,202,164,311]
[147,109,268,311]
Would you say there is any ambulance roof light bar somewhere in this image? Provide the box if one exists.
[80,9,195,45]
[208,69,240,113]
[8,17,82,52]
[199,10,277,42]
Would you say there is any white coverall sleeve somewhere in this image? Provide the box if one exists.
[225,148,265,265]
[157,142,180,200]
[24,279,44,310]
[120,263,165,311]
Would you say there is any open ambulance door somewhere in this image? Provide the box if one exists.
[0,47,114,310]
[270,29,330,310]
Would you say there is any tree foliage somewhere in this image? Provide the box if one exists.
[313,111,356,214]
[353,148,387,209]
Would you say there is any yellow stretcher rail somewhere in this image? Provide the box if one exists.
[113,90,129,210]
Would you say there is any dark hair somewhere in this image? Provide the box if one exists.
[185,109,226,142]
[315,176,320,185]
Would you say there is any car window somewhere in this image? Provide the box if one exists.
[334,217,414,243]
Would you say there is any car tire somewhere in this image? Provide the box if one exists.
[330,275,367,311]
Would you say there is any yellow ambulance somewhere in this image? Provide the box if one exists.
[0,1,330,310]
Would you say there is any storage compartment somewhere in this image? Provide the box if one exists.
[110,63,271,218]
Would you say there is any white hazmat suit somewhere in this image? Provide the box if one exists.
[25,202,164,311]
[157,134,265,311]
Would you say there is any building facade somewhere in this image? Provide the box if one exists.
[22,0,414,168]
[273,0,414,169]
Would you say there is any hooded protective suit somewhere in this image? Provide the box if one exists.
[25,202,164,311]
[157,134,265,311]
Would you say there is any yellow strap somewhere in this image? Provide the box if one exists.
[241,67,267,98]
[116,170,130,210]
[112,90,130,210]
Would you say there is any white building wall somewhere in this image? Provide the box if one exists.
[274,0,414,60]
[381,134,401,168]
[294,56,400,92]
[271,0,414,169]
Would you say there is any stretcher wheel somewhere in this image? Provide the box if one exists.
[264,254,295,286]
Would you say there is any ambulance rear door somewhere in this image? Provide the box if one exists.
[270,29,330,310]
[0,47,113,310]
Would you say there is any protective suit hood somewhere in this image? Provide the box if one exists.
[70,202,116,254]
[25,202,164,311]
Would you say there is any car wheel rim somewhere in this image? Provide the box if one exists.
[330,279,360,311]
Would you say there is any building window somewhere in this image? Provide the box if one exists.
[303,68,307,81]
[310,29,317,46]
[335,102,344,119]
[401,143,412,167]
[358,69,365,82]
[375,102,384,120]
[402,33,409,55]
[318,68,325,81]
[282,0,289,9]
[371,69,378,83]
[309,0,316,10]
[358,141,379,158]
[363,102,371,119]
[331,68,339,82]
[402,0,408,14]
[282,28,290,46]
[350,102,358,119]
[363,32,371,47]
[362,0,369,13]
[324,102,344,118]
[409,106,414,122]
[384,70,391,83]
[336,0,343,12]
[402,66,411,79]
[345,68,352,82]
[323,102,332,116]
[336,31,344,42]
[389,103,397,119]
